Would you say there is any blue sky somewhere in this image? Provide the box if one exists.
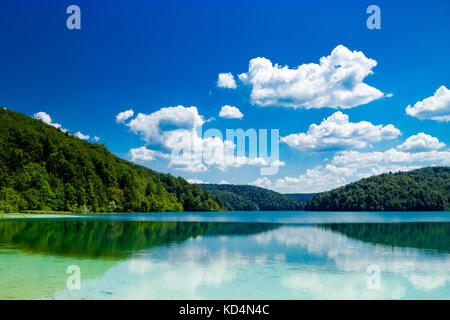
[1,0,449,192]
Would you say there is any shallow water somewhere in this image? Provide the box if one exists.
[0,211,449,299]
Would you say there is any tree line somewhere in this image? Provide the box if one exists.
[199,184,304,211]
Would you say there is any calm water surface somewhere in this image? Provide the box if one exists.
[0,211,449,299]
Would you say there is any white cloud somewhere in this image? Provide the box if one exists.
[250,177,273,189]
[119,105,277,172]
[33,112,67,132]
[94,136,100,142]
[406,86,450,121]
[326,147,450,185]
[275,165,356,193]
[332,149,450,168]
[239,45,385,109]
[281,111,401,151]
[217,73,237,89]
[219,180,230,184]
[218,105,243,119]
[116,109,134,123]
[353,165,422,180]
[272,140,450,193]
[129,146,170,162]
[74,131,90,140]
[34,111,51,124]
[397,133,445,152]
[271,160,286,167]
[238,73,248,82]
[187,178,206,184]
[126,106,204,148]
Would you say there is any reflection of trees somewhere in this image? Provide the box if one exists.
[205,222,279,236]
[320,222,450,253]
[0,220,279,259]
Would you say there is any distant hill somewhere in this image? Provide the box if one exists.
[199,184,304,211]
[0,109,222,213]
[285,193,318,203]
[306,167,450,211]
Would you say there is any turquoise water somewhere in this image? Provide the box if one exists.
[0,211,449,299]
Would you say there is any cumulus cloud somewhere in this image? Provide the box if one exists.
[74,131,90,140]
[406,86,450,121]
[187,178,206,184]
[33,112,67,132]
[116,109,134,123]
[126,106,204,148]
[94,136,100,142]
[218,105,243,119]
[129,146,170,162]
[217,73,237,89]
[281,111,401,151]
[250,177,273,189]
[275,165,356,193]
[327,147,450,183]
[332,148,450,168]
[271,160,286,167]
[239,45,385,109]
[118,105,278,172]
[34,111,51,124]
[397,133,445,152]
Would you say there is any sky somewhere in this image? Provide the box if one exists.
[0,0,449,193]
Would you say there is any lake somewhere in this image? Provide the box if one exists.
[0,211,449,299]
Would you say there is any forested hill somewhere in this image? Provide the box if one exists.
[0,108,222,213]
[306,167,450,211]
[199,184,304,211]
[285,193,318,203]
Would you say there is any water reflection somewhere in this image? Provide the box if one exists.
[0,220,448,299]
[0,220,279,259]
[321,222,450,253]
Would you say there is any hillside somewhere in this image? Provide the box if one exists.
[199,184,304,211]
[285,193,318,203]
[306,167,450,211]
[0,109,222,213]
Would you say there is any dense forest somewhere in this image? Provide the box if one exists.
[285,193,318,203]
[199,184,304,211]
[306,167,450,211]
[0,109,222,213]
